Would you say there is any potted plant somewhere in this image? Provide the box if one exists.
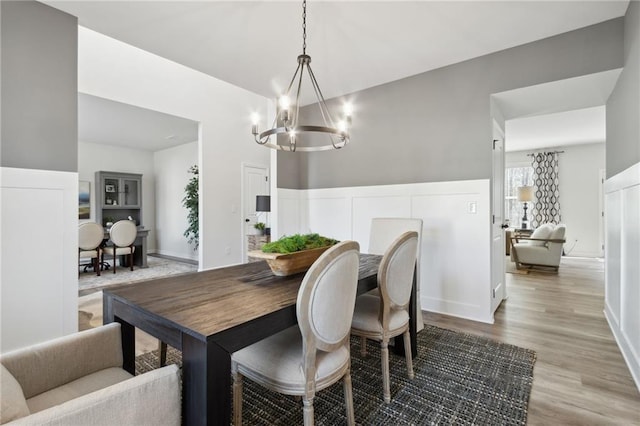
[248,233,339,276]
[254,222,266,235]
[182,165,199,249]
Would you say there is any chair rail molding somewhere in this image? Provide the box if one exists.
[1,167,78,353]
[603,161,640,391]
[277,179,493,324]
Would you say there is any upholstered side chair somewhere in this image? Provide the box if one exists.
[351,231,418,403]
[231,240,361,426]
[106,220,136,274]
[78,222,105,276]
[368,218,424,331]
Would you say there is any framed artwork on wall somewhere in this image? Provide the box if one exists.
[79,181,90,219]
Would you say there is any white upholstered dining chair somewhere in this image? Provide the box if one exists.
[78,222,104,276]
[368,218,424,331]
[231,240,361,426]
[106,220,136,274]
[351,231,418,403]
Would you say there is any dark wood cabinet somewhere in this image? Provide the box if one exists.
[95,171,142,227]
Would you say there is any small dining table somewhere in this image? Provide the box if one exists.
[103,254,417,426]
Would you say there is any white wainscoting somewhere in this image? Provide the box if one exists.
[277,179,493,324]
[1,167,78,353]
[604,161,640,391]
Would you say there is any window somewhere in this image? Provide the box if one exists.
[505,165,534,228]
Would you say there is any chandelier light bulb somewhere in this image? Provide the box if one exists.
[251,113,260,135]
[279,96,291,110]
[343,103,353,117]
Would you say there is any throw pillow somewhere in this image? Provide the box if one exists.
[529,224,553,247]
[0,364,30,423]
[550,225,566,241]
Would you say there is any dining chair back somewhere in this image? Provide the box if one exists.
[368,217,424,331]
[232,240,360,426]
[107,220,137,274]
[351,231,419,403]
[78,222,104,276]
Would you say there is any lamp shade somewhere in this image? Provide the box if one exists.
[516,186,534,202]
[256,195,271,212]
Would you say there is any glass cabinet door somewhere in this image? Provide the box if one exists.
[104,178,120,206]
[122,178,140,207]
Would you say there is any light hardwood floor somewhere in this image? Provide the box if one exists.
[423,256,640,425]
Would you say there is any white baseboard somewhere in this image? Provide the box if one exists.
[154,249,198,262]
[605,305,640,392]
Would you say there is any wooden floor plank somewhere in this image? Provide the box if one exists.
[423,256,640,425]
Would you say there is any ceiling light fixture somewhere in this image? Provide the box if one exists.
[251,0,352,152]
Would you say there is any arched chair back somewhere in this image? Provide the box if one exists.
[297,240,361,356]
[78,222,104,276]
[379,231,419,317]
[107,220,137,274]
[368,218,424,331]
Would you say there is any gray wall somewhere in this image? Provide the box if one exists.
[607,1,640,178]
[279,19,624,189]
[1,1,78,172]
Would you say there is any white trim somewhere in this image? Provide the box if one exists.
[1,167,78,352]
[605,307,640,392]
[604,162,640,194]
[604,161,640,392]
[278,179,493,324]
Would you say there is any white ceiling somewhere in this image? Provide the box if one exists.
[79,93,199,151]
[506,106,606,152]
[46,1,629,152]
[493,69,621,152]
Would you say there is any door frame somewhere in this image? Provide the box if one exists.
[491,120,507,315]
[241,162,270,261]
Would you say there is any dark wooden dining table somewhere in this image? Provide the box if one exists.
[103,254,417,426]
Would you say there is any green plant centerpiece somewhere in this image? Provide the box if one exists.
[250,233,339,276]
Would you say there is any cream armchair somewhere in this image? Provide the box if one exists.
[0,323,181,425]
[511,223,566,271]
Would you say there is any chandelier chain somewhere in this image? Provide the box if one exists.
[302,0,307,54]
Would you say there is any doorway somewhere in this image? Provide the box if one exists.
[242,163,270,260]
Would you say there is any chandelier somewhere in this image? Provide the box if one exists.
[251,0,352,152]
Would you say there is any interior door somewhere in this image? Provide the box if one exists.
[242,164,269,252]
[491,126,507,314]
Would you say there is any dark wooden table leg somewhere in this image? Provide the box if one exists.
[182,334,231,426]
[393,266,418,358]
[103,293,136,374]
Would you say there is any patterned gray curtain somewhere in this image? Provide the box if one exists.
[531,152,561,227]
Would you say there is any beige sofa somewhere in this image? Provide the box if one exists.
[0,323,181,425]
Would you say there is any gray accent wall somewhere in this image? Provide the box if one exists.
[1,1,78,172]
[607,1,640,178]
[279,19,624,189]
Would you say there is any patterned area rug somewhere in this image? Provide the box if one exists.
[78,255,197,294]
[136,325,536,425]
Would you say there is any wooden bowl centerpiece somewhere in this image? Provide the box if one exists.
[248,233,339,276]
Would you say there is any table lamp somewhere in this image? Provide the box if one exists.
[516,186,534,229]
[256,195,271,235]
